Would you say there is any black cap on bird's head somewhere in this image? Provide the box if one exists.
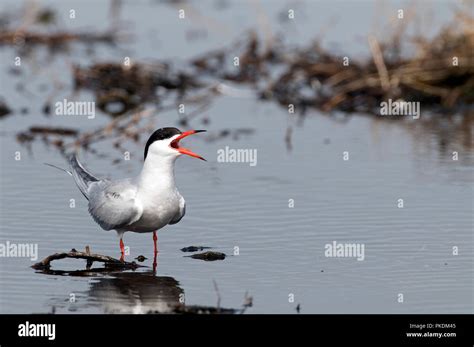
[144,127,206,161]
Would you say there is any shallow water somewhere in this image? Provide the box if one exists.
[0,0,472,314]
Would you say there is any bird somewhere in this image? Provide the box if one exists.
[66,127,206,268]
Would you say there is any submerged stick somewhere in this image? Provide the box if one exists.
[31,246,142,271]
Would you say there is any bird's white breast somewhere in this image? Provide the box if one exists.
[128,188,182,233]
[123,150,184,233]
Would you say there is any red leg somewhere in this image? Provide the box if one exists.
[153,231,158,254]
[119,238,125,262]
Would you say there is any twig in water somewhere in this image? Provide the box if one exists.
[32,246,143,271]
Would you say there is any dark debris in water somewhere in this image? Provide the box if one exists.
[28,126,78,136]
[135,255,147,262]
[0,5,112,46]
[172,305,238,314]
[73,63,203,116]
[16,126,79,150]
[170,291,252,314]
[0,31,118,58]
[0,99,11,118]
[188,251,226,261]
[148,291,252,315]
[180,246,212,252]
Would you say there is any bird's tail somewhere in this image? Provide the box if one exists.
[68,154,99,200]
[44,162,72,176]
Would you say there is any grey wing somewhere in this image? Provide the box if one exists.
[87,179,142,231]
[169,195,185,225]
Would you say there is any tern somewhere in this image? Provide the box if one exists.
[66,127,206,266]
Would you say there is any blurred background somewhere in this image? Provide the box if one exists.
[0,0,472,314]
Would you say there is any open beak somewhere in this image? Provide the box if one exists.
[170,130,206,161]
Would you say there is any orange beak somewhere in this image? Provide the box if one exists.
[170,130,206,161]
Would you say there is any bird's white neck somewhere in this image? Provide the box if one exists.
[137,154,177,193]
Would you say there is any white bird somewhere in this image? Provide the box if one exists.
[67,127,206,266]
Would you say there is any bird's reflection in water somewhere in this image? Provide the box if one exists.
[46,269,243,314]
[87,271,183,314]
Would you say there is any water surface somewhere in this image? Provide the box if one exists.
[0,0,472,314]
